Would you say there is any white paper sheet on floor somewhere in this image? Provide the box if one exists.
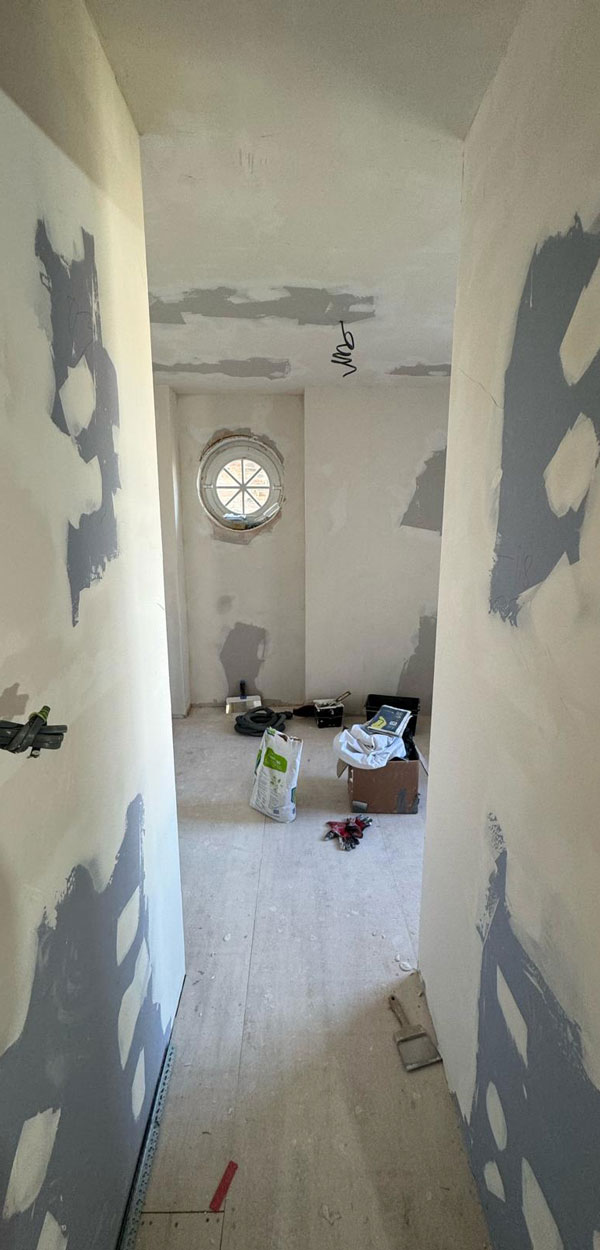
[333,723,407,770]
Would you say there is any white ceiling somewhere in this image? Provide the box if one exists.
[88,0,523,391]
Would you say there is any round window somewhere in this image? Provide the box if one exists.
[197,436,284,530]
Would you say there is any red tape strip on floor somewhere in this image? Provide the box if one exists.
[209,1160,238,1212]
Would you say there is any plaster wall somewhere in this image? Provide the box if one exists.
[0,2,185,1245]
[304,383,449,714]
[420,1,600,1246]
[155,384,191,716]
[178,393,305,705]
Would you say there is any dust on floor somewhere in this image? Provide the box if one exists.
[138,709,489,1250]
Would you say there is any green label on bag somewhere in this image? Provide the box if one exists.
[264,747,287,773]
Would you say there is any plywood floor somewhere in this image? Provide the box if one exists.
[138,710,489,1250]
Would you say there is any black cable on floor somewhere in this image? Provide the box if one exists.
[234,708,293,736]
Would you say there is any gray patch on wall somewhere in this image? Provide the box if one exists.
[36,221,121,626]
[217,595,234,614]
[397,614,437,715]
[149,286,375,327]
[220,622,267,696]
[153,357,291,380]
[491,217,600,623]
[389,363,451,377]
[0,795,170,1249]
[467,842,600,1248]
[400,448,446,534]
[0,683,29,718]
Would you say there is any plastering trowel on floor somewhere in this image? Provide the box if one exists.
[389,992,442,1072]
[225,679,261,715]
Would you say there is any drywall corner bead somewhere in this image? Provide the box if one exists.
[219,623,267,697]
[36,219,121,627]
[490,216,600,624]
[149,286,375,327]
[467,843,600,1248]
[0,796,169,1248]
[400,447,446,534]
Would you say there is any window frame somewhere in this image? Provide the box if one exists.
[197,435,284,532]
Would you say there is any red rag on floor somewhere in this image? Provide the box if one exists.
[209,1160,238,1212]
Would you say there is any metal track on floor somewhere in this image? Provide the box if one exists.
[117,1041,176,1250]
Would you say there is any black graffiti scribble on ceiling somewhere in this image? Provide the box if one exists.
[468,837,600,1248]
[36,222,121,626]
[0,796,168,1250]
[490,217,600,623]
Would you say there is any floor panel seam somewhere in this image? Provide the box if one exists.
[231,811,267,1111]
[143,1210,221,1215]
[379,819,420,966]
[216,814,266,1250]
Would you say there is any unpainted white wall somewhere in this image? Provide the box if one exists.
[305,383,449,715]
[420,1,600,1246]
[178,392,305,704]
[0,2,184,1243]
[154,384,190,716]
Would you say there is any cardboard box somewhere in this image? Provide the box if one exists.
[348,747,420,814]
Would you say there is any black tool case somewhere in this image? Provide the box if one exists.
[314,703,344,729]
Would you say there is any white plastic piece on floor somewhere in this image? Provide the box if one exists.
[320,1204,341,1225]
[333,723,407,770]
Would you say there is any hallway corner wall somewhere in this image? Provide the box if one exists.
[304,383,448,715]
[0,2,185,1246]
[420,1,600,1246]
[155,383,191,716]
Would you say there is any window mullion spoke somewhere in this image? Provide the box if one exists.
[225,487,242,507]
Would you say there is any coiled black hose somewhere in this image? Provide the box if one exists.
[0,706,68,757]
[234,707,293,736]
